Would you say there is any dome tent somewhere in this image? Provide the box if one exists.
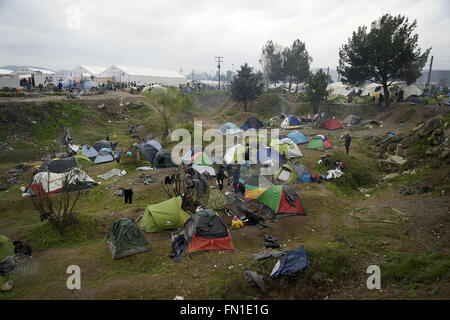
[342,114,361,126]
[255,147,281,164]
[274,164,310,184]
[0,234,14,262]
[280,115,302,129]
[239,172,273,190]
[241,117,264,131]
[136,143,158,162]
[270,138,303,159]
[137,197,190,233]
[322,118,343,130]
[287,131,309,144]
[173,209,235,258]
[224,144,246,164]
[106,218,151,259]
[256,185,305,217]
[145,140,162,151]
[218,122,241,135]
[307,135,333,150]
[153,149,176,168]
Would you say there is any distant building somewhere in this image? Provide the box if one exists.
[71,65,107,79]
[99,65,187,86]
[0,69,13,75]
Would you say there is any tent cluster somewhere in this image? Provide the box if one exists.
[80,140,117,164]
[133,140,176,168]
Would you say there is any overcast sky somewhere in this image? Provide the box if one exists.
[0,0,449,75]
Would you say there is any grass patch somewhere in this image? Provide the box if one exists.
[395,108,416,124]
[22,213,103,251]
[321,151,377,196]
[381,250,450,284]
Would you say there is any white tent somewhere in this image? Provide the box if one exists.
[99,65,187,86]
[11,67,56,75]
[224,144,246,164]
[72,65,107,78]
[277,138,303,158]
[361,83,383,96]
[327,82,353,97]
[0,69,13,75]
[192,164,216,177]
[0,75,20,89]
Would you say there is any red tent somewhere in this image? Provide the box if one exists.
[322,118,343,130]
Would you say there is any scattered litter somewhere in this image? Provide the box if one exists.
[97,169,122,180]
[1,280,13,292]
[173,295,184,300]
[270,246,310,279]
[228,265,234,270]
[137,166,154,171]
[244,270,265,293]
[263,235,280,248]
[118,170,126,176]
[252,250,287,261]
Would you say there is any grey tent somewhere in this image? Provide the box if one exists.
[95,149,114,164]
[92,141,112,152]
[342,114,361,126]
[136,143,158,162]
[39,157,77,173]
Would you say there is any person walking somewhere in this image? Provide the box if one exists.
[343,132,352,155]
[232,162,241,194]
[124,188,133,204]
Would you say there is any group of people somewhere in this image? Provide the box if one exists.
[215,162,243,195]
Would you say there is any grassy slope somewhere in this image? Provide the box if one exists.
[0,92,449,299]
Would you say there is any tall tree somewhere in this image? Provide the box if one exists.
[260,40,286,88]
[305,69,330,116]
[338,14,430,107]
[283,39,312,92]
[231,63,263,112]
[144,88,193,144]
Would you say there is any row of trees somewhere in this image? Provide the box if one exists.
[232,13,431,109]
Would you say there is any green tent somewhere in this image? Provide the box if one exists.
[153,149,176,168]
[274,164,298,184]
[192,152,214,166]
[74,155,92,169]
[137,197,190,232]
[106,218,151,259]
[256,185,305,216]
[0,235,15,262]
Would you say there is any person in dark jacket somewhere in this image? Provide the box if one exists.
[124,188,133,204]
[343,132,352,154]
[232,162,241,194]
[216,165,225,191]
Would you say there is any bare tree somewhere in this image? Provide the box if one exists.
[31,170,83,234]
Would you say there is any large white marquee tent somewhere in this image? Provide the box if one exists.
[99,65,187,86]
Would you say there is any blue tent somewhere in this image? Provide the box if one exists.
[241,117,264,131]
[287,131,309,144]
[281,115,302,129]
[137,143,158,162]
[270,246,310,279]
[145,140,162,151]
[218,122,241,135]
[256,147,281,164]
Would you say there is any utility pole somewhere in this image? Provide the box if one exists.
[426,55,434,91]
[215,56,223,90]
[191,69,195,81]
[326,67,330,83]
